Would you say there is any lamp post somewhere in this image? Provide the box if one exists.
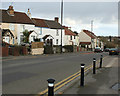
[61,0,63,53]
[91,20,93,51]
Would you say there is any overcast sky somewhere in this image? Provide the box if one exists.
[1,1,118,36]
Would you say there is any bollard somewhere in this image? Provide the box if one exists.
[80,64,85,87]
[47,78,55,96]
[93,58,96,74]
[100,55,103,68]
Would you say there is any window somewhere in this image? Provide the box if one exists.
[74,36,76,39]
[70,36,72,40]
[20,35,23,43]
[40,28,42,35]
[56,30,59,36]
[22,25,25,31]
[56,39,58,45]
[9,24,15,31]
[13,38,14,44]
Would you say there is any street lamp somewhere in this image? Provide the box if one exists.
[91,20,93,51]
[61,0,63,53]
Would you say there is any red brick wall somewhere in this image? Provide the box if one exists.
[13,47,19,56]
[2,46,9,57]
[22,46,28,55]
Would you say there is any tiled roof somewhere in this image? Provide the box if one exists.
[0,9,34,25]
[80,42,91,45]
[83,30,96,39]
[64,27,76,36]
[32,18,63,29]
[32,18,48,28]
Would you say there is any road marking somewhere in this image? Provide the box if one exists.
[37,56,108,96]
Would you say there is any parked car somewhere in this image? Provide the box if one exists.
[104,48,110,52]
[94,47,102,53]
[109,48,119,55]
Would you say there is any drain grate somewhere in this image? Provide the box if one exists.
[111,83,120,91]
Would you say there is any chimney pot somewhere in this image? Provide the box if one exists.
[27,8,31,18]
[7,5,14,16]
[54,17,59,23]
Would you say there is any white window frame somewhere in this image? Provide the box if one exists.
[56,30,59,36]
[40,28,42,35]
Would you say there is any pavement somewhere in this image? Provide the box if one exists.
[61,55,119,95]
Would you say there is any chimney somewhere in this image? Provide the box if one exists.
[27,8,31,18]
[7,5,14,16]
[54,17,59,23]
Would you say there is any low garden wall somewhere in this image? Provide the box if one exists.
[2,46,9,57]
[31,42,44,55]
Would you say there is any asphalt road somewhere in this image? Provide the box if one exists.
[2,52,108,94]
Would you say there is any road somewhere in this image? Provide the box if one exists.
[2,52,108,94]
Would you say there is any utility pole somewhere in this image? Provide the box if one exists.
[61,0,63,53]
[91,20,93,51]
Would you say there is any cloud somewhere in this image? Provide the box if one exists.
[1,2,118,36]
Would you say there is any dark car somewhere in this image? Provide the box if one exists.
[109,48,119,55]
[104,48,110,52]
[94,47,102,53]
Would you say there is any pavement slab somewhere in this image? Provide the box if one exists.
[62,55,119,95]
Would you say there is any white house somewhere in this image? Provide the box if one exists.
[1,6,35,45]
[79,29,103,49]
[31,17,64,46]
[63,26,79,46]
[30,16,79,47]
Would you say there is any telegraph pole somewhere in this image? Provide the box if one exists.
[61,0,63,53]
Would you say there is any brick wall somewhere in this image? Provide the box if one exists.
[2,46,9,57]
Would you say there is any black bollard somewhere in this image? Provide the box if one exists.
[100,55,103,68]
[93,58,96,74]
[47,78,55,96]
[80,64,85,87]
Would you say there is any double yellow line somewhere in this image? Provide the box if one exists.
[37,56,108,96]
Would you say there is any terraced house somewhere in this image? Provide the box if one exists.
[30,17,63,46]
[30,17,79,47]
[1,5,35,45]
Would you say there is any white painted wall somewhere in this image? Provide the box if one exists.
[17,24,35,44]
[64,35,78,46]
[29,27,65,46]
[29,27,79,46]
[79,30,91,42]
[79,30,97,48]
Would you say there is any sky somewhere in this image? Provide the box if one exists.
[1,1,119,36]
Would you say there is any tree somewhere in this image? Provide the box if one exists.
[23,30,29,43]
